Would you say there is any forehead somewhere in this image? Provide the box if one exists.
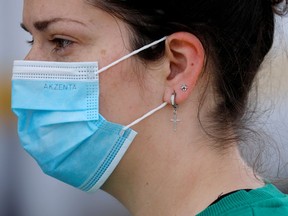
[23,0,98,24]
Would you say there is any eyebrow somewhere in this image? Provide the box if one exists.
[20,18,86,32]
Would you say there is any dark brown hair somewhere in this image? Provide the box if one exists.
[87,0,287,144]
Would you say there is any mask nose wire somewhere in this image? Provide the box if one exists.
[96,37,167,75]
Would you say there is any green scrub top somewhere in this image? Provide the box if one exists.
[197,184,288,216]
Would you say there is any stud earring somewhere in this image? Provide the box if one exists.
[181,84,188,92]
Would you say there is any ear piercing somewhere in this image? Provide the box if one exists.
[169,85,187,131]
[181,84,188,92]
[170,92,176,107]
[170,92,180,132]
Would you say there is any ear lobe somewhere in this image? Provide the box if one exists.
[163,32,205,105]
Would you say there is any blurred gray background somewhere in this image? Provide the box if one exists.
[0,1,130,216]
[0,1,287,216]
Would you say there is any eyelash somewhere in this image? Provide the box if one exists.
[27,39,34,45]
[26,38,73,53]
[52,38,73,53]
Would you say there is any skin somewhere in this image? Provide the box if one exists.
[23,0,264,215]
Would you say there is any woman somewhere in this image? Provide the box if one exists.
[12,0,288,215]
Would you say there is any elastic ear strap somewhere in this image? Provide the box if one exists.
[97,37,167,74]
[121,102,168,132]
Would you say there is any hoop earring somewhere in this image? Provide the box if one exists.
[170,92,177,108]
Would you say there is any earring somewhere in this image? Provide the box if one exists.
[181,84,188,92]
[170,92,176,107]
[170,92,180,132]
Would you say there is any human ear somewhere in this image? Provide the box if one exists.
[163,32,205,105]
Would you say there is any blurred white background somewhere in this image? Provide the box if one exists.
[0,1,287,216]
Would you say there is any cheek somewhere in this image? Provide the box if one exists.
[100,49,107,56]
[99,71,121,114]
[98,63,145,125]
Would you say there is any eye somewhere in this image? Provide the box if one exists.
[51,38,73,53]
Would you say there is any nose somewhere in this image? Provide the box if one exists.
[24,49,34,61]
[25,48,42,61]
[24,44,50,61]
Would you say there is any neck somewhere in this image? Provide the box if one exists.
[103,143,263,216]
[101,104,264,216]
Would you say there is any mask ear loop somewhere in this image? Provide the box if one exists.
[97,37,167,74]
[120,102,168,135]
[94,36,167,135]
[94,36,168,135]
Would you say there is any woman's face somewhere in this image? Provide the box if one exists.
[22,0,166,127]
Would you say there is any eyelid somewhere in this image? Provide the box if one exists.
[23,28,79,57]
[50,34,77,44]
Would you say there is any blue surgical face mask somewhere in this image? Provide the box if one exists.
[11,37,167,192]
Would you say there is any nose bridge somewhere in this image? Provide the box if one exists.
[24,44,50,61]
[24,48,34,61]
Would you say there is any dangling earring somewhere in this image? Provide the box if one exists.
[170,92,180,132]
